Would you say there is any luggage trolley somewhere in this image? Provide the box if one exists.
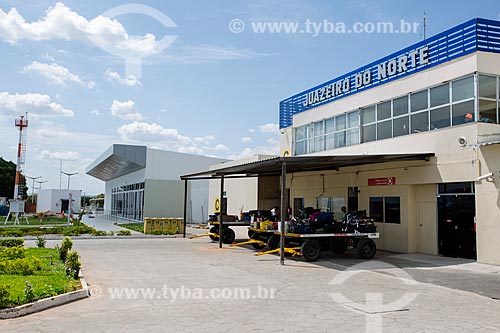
[247,228,379,262]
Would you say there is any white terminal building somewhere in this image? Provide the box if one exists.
[187,18,500,266]
[86,144,226,223]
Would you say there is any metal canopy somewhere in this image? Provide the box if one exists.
[86,144,147,181]
[180,153,435,180]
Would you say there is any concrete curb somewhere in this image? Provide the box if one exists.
[0,235,188,241]
[0,271,89,319]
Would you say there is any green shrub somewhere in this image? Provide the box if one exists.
[0,238,24,247]
[91,230,107,236]
[65,251,81,279]
[0,257,43,275]
[0,246,26,260]
[23,281,35,303]
[36,236,46,248]
[0,230,23,237]
[57,237,73,261]
[0,284,9,307]
[116,230,131,236]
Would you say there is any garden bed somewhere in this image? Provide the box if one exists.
[0,246,80,309]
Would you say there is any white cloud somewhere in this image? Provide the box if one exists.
[267,138,279,145]
[23,61,95,89]
[193,135,215,144]
[36,128,70,138]
[0,92,73,117]
[259,123,280,135]
[104,69,141,87]
[241,137,252,143]
[0,3,172,57]
[110,100,143,121]
[90,109,100,116]
[159,44,268,64]
[117,121,223,156]
[249,129,255,133]
[227,144,279,160]
[37,149,79,161]
[212,144,229,151]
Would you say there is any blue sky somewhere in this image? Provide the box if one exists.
[0,0,498,195]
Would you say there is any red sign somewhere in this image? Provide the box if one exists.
[368,177,396,186]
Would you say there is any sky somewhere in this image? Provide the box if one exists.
[0,0,498,195]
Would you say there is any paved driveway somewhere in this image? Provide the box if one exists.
[4,235,500,332]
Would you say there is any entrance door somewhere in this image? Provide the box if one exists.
[437,183,476,259]
[61,199,69,214]
[418,202,437,254]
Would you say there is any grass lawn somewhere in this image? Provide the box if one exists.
[119,223,144,233]
[0,248,80,308]
[0,221,102,237]
[1,216,70,226]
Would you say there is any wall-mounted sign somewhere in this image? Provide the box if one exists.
[214,198,220,213]
[368,177,396,186]
[279,18,500,129]
[281,149,290,157]
[302,46,429,108]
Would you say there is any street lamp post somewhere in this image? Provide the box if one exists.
[34,180,47,206]
[61,171,78,190]
[25,176,41,203]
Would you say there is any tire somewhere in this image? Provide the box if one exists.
[301,240,321,262]
[209,226,219,241]
[248,229,255,239]
[251,232,265,249]
[267,234,280,250]
[332,238,348,255]
[356,238,376,259]
[221,228,236,244]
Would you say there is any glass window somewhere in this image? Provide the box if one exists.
[361,105,376,124]
[430,106,451,130]
[452,76,474,102]
[411,111,429,133]
[305,124,314,138]
[411,90,428,112]
[325,118,335,133]
[347,111,359,128]
[346,128,360,146]
[369,197,383,222]
[362,124,376,143]
[430,83,450,107]
[479,99,497,123]
[334,131,346,148]
[325,133,335,150]
[335,114,346,131]
[295,126,305,141]
[311,136,324,152]
[377,101,391,121]
[452,100,475,126]
[393,116,409,137]
[479,74,496,99]
[393,96,408,117]
[385,197,401,224]
[314,121,324,136]
[377,120,392,140]
[295,141,306,155]
[438,182,474,194]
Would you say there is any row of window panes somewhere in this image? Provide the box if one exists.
[295,74,500,155]
[112,182,145,193]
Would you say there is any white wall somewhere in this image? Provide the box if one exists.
[37,189,81,213]
[145,149,226,180]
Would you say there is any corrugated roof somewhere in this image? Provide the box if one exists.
[180,153,435,180]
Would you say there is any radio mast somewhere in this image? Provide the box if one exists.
[13,114,28,199]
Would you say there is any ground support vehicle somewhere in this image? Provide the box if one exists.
[242,228,380,262]
[190,221,251,244]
